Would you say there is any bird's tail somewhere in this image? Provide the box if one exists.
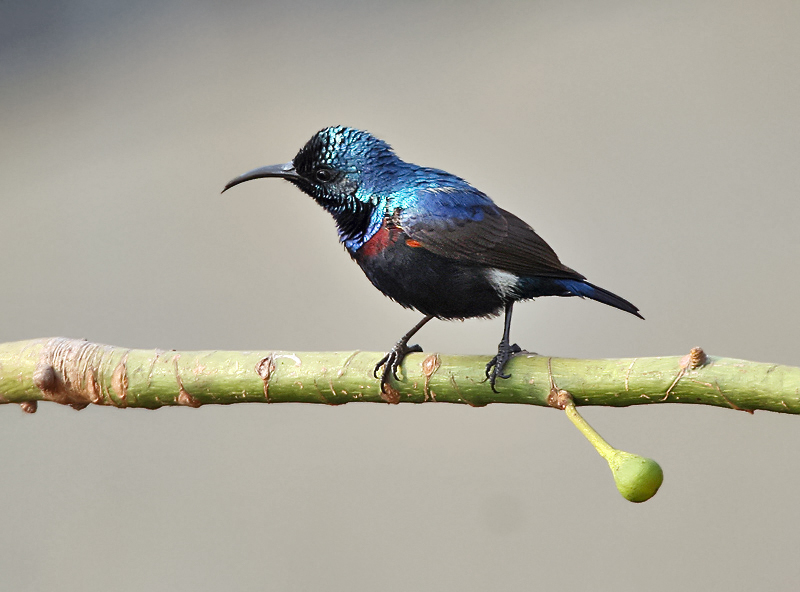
[557,279,644,319]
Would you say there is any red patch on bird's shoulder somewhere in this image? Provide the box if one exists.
[359,223,401,258]
[405,239,423,248]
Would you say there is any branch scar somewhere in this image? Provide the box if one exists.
[422,353,440,401]
[337,351,360,377]
[255,354,276,402]
[624,358,637,391]
[174,355,201,408]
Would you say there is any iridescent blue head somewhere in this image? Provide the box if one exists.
[224,126,400,248]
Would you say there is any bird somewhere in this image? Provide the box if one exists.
[223,126,642,395]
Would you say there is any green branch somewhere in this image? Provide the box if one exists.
[4,337,795,503]
[1,337,798,414]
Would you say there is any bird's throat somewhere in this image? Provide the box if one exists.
[319,196,380,251]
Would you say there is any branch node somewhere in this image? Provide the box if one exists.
[111,354,129,406]
[681,346,708,370]
[173,354,202,408]
[422,353,440,401]
[255,355,275,402]
[35,338,112,407]
[33,364,57,393]
[380,383,400,404]
[19,401,37,414]
[666,347,708,401]
[548,389,574,410]
[177,389,202,408]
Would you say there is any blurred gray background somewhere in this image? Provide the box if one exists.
[2,0,799,590]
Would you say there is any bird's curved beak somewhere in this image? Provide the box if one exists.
[222,161,300,193]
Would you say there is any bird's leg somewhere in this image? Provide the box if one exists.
[485,302,522,392]
[374,315,434,394]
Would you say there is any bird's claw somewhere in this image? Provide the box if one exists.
[485,343,522,392]
[374,342,423,393]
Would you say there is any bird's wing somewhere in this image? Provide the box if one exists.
[395,186,584,279]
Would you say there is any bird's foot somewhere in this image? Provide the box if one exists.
[485,343,522,392]
[374,341,423,397]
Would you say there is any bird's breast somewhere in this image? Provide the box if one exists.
[350,223,507,319]
[356,223,402,258]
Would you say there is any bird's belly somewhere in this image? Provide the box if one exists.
[352,240,505,319]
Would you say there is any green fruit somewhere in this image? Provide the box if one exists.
[607,451,664,503]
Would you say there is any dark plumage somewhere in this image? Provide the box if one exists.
[224,126,642,394]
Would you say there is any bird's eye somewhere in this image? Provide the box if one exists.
[315,168,334,182]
